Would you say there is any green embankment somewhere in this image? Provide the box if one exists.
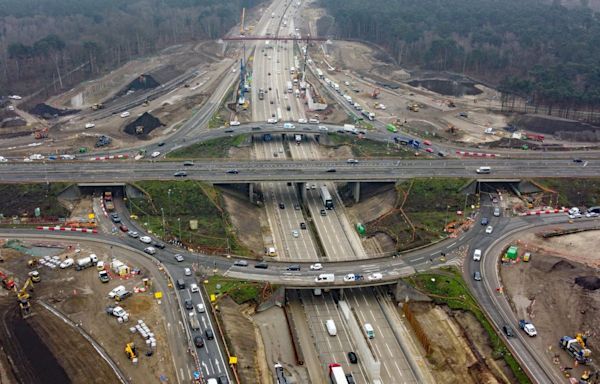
[0,183,70,218]
[326,133,416,158]
[167,135,247,159]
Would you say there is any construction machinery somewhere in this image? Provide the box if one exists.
[371,88,380,99]
[125,343,137,361]
[408,103,420,112]
[15,277,34,318]
[560,336,592,364]
[91,103,104,110]
[34,127,48,139]
[27,258,38,268]
[0,271,15,290]
[28,270,41,283]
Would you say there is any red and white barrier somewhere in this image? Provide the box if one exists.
[37,226,98,233]
[520,208,569,216]
[456,151,497,158]
[91,154,129,161]
[100,197,108,217]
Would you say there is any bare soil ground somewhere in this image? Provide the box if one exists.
[500,230,600,380]
[409,302,515,384]
[0,243,176,384]
[221,193,266,256]
[218,296,268,384]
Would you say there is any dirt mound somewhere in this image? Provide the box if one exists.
[29,103,79,119]
[575,276,600,290]
[123,112,164,137]
[116,74,160,97]
[513,115,600,142]
[550,259,576,272]
[408,79,482,97]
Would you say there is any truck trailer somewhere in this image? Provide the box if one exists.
[76,254,99,271]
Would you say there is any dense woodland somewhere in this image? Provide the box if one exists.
[0,0,259,96]
[320,0,600,117]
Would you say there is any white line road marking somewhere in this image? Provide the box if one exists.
[446,241,456,249]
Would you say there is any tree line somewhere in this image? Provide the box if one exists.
[0,0,259,96]
[320,0,600,120]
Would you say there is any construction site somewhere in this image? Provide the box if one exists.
[0,239,178,384]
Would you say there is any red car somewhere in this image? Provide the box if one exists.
[119,224,129,232]
[423,140,431,146]
[425,147,434,153]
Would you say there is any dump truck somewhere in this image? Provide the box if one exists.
[519,320,537,336]
[76,254,99,271]
[559,336,592,364]
[104,192,114,211]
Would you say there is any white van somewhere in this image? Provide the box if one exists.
[283,123,295,129]
[96,261,105,271]
[315,273,335,283]
[326,319,337,336]
[364,323,375,339]
[108,285,126,299]
[476,166,491,174]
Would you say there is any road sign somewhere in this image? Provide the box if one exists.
[193,371,200,380]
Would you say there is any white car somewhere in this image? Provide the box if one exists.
[485,225,493,234]
[368,273,383,281]
[151,151,161,158]
[318,125,328,131]
[184,268,192,276]
[139,236,152,244]
[473,249,482,261]
[60,154,75,160]
[59,258,74,269]
[29,154,44,160]
[85,123,95,129]
[586,212,599,217]
[196,303,205,313]
[292,230,299,238]
[120,111,130,118]
[230,120,241,126]
[343,273,357,282]
[8,95,22,100]
[267,118,277,124]
[310,263,323,270]
[190,283,199,293]
[297,118,307,124]
[0,156,7,163]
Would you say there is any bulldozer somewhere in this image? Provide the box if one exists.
[91,103,104,111]
[408,103,420,112]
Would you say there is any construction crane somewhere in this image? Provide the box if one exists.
[240,8,246,35]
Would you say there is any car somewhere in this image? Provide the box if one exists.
[119,224,129,232]
[344,273,357,282]
[144,246,156,255]
[298,118,307,124]
[320,209,327,216]
[229,120,241,126]
[217,376,229,384]
[60,154,76,160]
[493,207,501,217]
[311,184,317,189]
[573,158,584,163]
[481,217,489,225]
[183,161,194,166]
[423,140,432,146]
[184,268,192,276]
[127,231,139,238]
[111,214,121,223]
[300,222,307,230]
[151,151,161,158]
[294,204,300,210]
[190,283,199,293]
[286,265,301,271]
[473,249,482,261]
[174,254,184,262]
[348,351,358,364]
[485,225,493,234]
[502,325,515,337]
[85,122,95,129]
[255,262,268,269]
[59,258,74,269]
[286,105,291,111]
[425,147,434,153]
[318,125,329,131]
[174,171,187,177]
[279,202,285,209]
[586,212,599,217]
[205,328,214,340]
[267,118,277,123]
[194,335,205,348]
[473,271,482,281]
[139,236,152,244]
[120,111,130,118]
[197,303,205,313]
[326,168,336,173]
[29,154,44,160]
[153,241,166,249]
[251,127,261,131]
[310,263,323,270]
[176,279,185,289]
[184,299,193,310]
[347,159,359,164]
[233,260,249,267]
[157,142,165,147]
[291,230,299,238]
[226,169,239,174]
[346,374,356,384]
[368,272,383,281]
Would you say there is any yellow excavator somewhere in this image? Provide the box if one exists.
[125,343,137,361]
[15,278,34,318]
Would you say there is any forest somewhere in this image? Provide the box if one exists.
[0,0,259,95]
[320,0,600,118]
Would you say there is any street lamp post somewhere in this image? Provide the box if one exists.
[168,189,172,218]
[178,218,181,242]
[161,207,165,237]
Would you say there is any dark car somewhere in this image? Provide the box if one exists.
[184,299,193,310]
[286,265,300,271]
[255,262,268,269]
[153,241,166,249]
[110,213,121,223]
[251,127,262,131]
[300,222,307,230]
[183,161,194,166]
[194,335,204,348]
[346,374,356,384]
[573,158,584,163]
[503,325,515,337]
[473,271,482,281]
[326,168,337,173]
[176,279,185,289]
[217,376,229,384]
[119,224,129,232]
[226,169,239,174]
[279,202,285,209]
[224,129,234,133]
[348,351,358,364]
[320,209,327,216]
[157,142,165,147]
[286,105,291,111]
[174,171,187,177]
[205,328,214,340]
[481,217,489,226]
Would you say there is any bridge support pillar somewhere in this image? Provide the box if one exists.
[299,182,307,203]
[249,183,255,204]
[351,182,361,203]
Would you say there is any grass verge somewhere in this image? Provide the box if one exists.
[536,178,600,207]
[326,133,416,158]
[0,183,71,218]
[167,135,247,159]
[204,276,262,304]
[405,269,531,384]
